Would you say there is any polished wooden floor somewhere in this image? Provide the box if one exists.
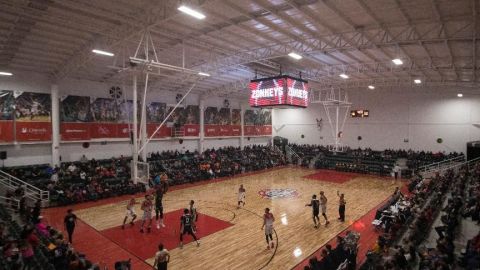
[76,167,401,270]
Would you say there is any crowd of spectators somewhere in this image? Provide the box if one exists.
[3,145,285,206]
[304,231,360,270]
[287,144,463,176]
[149,145,285,186]
[360,162,480,269]
[0,200,100,270]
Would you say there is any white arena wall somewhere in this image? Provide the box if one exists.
[273,89,480,154]
[0,73,270,167]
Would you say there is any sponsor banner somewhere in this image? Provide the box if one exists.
[116,124,131,138]
[15,122,51,141]
[244,125,255,136]
[90,123,118,138]
[204,125,219,137]
[147,124,172,138]
[60,123,90,141]
[219,125,232,136]
[263,125,272,135]
[231,125,241,136]
[243,125,272,136]
[0,121,14,142]
[184,124,199,137]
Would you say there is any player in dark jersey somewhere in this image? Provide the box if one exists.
[179,208,200,249]
[155,174,169,229]
[305,194,320,228]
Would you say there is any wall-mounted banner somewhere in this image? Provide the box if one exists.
[0,90,14,142]
[15,92,51,141]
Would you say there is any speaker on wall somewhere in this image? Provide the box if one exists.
[0,151,6,160]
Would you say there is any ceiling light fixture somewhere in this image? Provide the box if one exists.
[178,5,206,19]
[392,58,403,65]
[339,73,349,79]
[198,72,210,77]
[368,85,375,89]
[0,71,13,76]
[288,52,302,60]
[414,79,422,84]
[92,49,114,57]
[457,93,463,97]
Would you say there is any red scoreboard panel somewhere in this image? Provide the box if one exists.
[249,75,309,108]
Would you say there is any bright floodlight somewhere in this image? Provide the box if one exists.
[198,72,210,77]
[92,49,114,57]
[457,93,463,97]
[0,71,13,76]
[414,79,422,84]
[368,85,375,89]
[178,5,206,19]
[339,73,349,79]
[392,58,403,65]
[288,52,302,60]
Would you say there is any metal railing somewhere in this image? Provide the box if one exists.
[285,145,301,164]
[0,195,20,211]
[418,155,465,174]
[0,170,49,204]
[421,156,480,177]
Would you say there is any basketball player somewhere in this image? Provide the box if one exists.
[122,197,137,229]
[179,208,200,249]
[155,174,169,229]
[237,184,246,209]
[319,191,330,225]
[305,194,320,228]
[261,208,275,250]
[140,195,153,233]
[189,200,198,233]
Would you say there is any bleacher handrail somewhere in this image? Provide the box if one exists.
[418,155,465,173]
[285,145,301,160]
[0,170,49,203]
[0,195,20,210]
[424,156,480,175]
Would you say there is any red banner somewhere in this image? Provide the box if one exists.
[219,125,232,136]
[90,123,118,138]
[243,125,272,136]
[0,121,14,142]
[147,124,172,138]
[15,122,51,141]
[184,124,200,137]
[231,125,241,136]
[205,125,219,137]
[61,123,90,141]
[116,124,131,138]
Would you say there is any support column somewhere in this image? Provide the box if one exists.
[132,73,138,183]
[51,84,60,167]
[140,92,147,162]
[240,103,245,149]
[270,108,274,145]
[199,99,205,153]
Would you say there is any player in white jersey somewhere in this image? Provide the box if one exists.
[189,200,198,233]
[319,191,330,226]
[122,197,137,229]
[237,184,246,209]
[140,195,153,233]
[261,208,275,250]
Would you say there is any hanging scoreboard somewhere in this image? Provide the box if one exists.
[249,75,309,108]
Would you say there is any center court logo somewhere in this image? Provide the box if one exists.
[258,188,299,199]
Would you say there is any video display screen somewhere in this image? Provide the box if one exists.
[249,75,308,108]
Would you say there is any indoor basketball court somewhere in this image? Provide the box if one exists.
[42,167,403,269]
[0,1,479,270]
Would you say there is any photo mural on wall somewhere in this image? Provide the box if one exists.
[0,90,14,142]
[15,92,52,141]
[60,95,92,141]
[244,109,272,136]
